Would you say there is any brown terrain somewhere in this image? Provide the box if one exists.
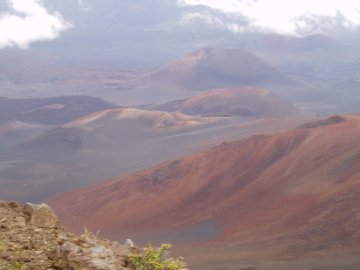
[149,86,300,117]
[139,47,291,87]
[0,201,132,269]
[0,96,118,125]
[1,103,308,203]
[13,107,225,155]
[50,115,360,269]
[0,108,226,202]
[62,108,222,130]
[0,50,137,102]
[119,47,312,106]
[0,46,317,107]
[0,47,294,106]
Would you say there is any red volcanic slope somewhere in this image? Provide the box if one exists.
[152,86,300,117]
[50,115,360,269]
[63,107,221,130]
[139,47,296,88]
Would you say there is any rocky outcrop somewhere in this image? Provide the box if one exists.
[299,115,345,129]
[0,201,131,270]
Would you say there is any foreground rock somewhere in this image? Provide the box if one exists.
[0,201,131,270]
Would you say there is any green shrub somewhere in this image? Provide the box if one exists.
[10,262,21,270]
[129,243,187,270]
[0,260,21,270]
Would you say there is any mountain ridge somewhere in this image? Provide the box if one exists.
[49,114,360,269]
[0,96,119,125]
[146,86,300,117]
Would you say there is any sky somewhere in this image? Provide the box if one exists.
[179,0,360,34]
[0,0,359,49]
[0,0,70,49]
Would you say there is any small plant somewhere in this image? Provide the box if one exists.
[10,262,21,270]
[129,243,187,270]
[0,261,21,270]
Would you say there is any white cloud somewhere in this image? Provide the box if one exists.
[78,0,91,12]
[179,11,250,32]
[178,0,360,35]
[0,0,71,49]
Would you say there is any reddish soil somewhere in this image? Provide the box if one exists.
[154,86,300,117]
[49,115,360,269]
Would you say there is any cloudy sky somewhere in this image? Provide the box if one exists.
[0,0,359,49]
[179,0,360,34]
[0,0,70,49]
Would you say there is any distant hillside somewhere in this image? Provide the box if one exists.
[119,47,317,106]
[0,121,50,149]
[238,33,341,53]
[138,47,297,89]
[1,111,308,203]
[13,108,223,154]
[14,107,224,153]
[0,96,118,125]
[148,86,300,117]
[10,107,221,158]
[50,114,360,269]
